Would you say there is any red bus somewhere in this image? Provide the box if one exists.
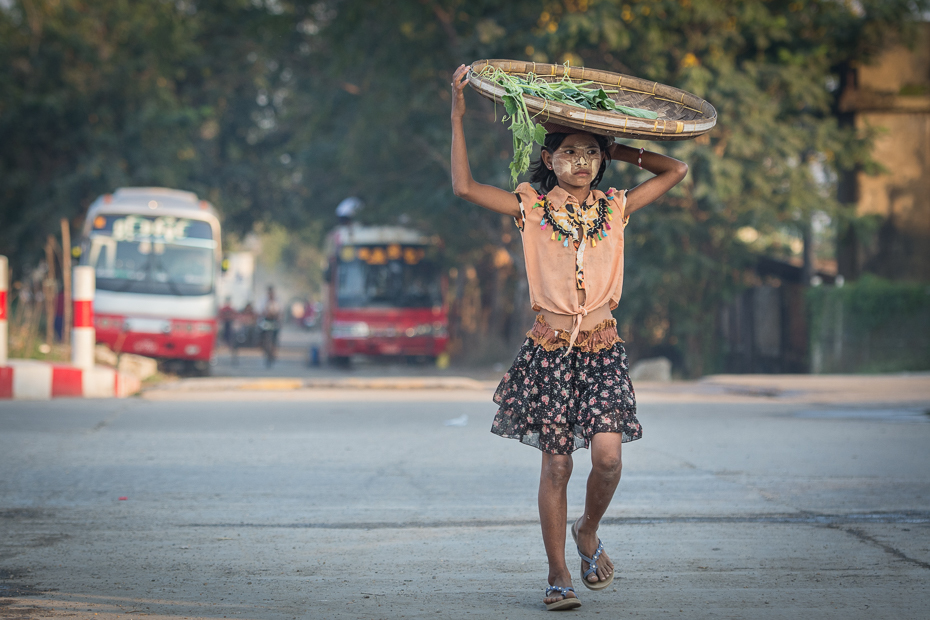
[323,225,448,365]
[80,188,222,374]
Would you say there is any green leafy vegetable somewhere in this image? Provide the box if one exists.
[476,65,659,187]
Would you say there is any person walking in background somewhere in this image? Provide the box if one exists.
[259,286,281,367]
[218,297,236,349]
[450,64,688,611]
[260,286,281,346]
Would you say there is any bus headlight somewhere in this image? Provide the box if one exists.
[331,321,370,338]
[405,323,447,338]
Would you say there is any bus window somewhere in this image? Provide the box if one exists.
[337,249,441,309]
[88,236,215,296]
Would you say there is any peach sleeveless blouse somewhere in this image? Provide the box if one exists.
[513,182,630,348]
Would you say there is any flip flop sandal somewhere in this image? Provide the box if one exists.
[545,586,582,611]
[571,522,615,591]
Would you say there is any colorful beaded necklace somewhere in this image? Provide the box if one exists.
[534,188,618,249]
[531,187,621,290]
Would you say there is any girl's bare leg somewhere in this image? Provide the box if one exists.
[539,452,577,605]
[573,432,623,584]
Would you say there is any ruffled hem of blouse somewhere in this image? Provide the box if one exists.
[526,315,622,353]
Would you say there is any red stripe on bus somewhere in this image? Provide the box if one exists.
[52,366,83,397]
[73,300,93,328]
[0,290,7,321]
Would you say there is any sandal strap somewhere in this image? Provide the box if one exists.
[545,586,576,597]
[578,539,605,579]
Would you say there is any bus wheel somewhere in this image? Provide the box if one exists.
[186,360,211,377]
[329,355,351,368]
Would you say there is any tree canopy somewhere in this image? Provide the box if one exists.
[1,0,926,372]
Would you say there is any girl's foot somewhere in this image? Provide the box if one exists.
[572,517,615,584]
[544,572,578,606]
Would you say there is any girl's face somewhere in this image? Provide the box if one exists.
[548,134,602,188]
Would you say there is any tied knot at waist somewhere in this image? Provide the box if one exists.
[569,307,589,351]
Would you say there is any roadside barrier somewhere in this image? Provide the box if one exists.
[72,266,95,370]
[0,258,140,400]
[0,360,140,399]
[0,255,7,367]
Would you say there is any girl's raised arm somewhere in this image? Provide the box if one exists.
[609,143,688,215]
[450,65,521,218]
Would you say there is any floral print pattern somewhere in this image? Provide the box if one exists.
[491,332,641,455]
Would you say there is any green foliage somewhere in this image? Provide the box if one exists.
[2,0,927,373]
[807,275,930,373]
[0,0,310,268]
[477,64,655,186]
[477,66,548,187]
[521,0,929,373]
[809,275,930,332]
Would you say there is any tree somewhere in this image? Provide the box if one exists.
[2,0,925,373]
[290,0,927,373]
[0,0,308,268]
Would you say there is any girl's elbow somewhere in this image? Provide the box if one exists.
[452,176,476,199]
[675,161,689,181]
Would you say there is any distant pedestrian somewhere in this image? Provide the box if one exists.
[450,64,688,611]
[218,297,236,348]
[259,286,281,367]
[260,286,281,346]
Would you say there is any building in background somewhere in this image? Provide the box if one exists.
[838,23,930,281]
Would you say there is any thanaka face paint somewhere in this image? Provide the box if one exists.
[549,134,602,187]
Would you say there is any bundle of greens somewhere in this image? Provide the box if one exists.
[475,65,658,187]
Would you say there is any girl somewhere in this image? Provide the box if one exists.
[450,64,688,611]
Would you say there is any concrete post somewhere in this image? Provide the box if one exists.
[0,255,7,366]
[72,266,95,370]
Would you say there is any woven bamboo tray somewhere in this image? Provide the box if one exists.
[467,59,716,141]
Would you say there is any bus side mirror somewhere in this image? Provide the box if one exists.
[221,258,230,273]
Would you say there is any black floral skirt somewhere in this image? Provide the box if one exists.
[491,315,642,455]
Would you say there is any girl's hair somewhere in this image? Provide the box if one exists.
[528,132,613,193]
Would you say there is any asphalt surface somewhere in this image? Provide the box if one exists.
[1,378,930,619]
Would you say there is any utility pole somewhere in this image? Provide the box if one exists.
[61,219,72,347]
[44,235,57,347]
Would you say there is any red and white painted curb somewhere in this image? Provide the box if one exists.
[0,255,8,367]
[0,359,141,400]
[0,258,140,400]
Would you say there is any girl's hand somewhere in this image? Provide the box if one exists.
[451,64,469,120]
[450,62,520,218]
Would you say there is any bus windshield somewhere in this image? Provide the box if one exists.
[337,246,441,309]
[85,215,216,296]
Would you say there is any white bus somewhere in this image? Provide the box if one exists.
[80,187,222,373]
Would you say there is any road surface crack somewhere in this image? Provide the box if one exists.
[831,525,930,570]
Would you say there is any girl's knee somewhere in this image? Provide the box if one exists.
[592,452,622,477]
[541,454,573,484]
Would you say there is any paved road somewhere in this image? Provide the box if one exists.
[1,381,929,619]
